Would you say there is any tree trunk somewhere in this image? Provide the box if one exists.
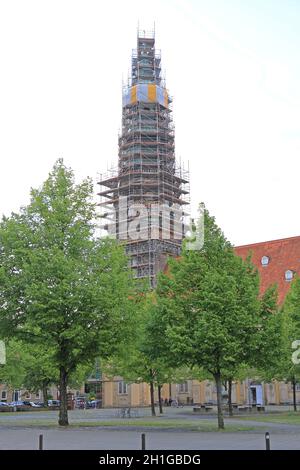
[228,379,233,417]
[292,377,297,412]
[158,384,163,414]
[58,366,69,426]
[150,381,156,417]
[214,372,225,429]
[42,383,48,408]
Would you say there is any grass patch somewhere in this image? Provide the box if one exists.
[233,412,300,425]
[0,418,255,432]
[0,419,57,426]
[69,420,255,432]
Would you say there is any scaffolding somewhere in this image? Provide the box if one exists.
[98,30,190,287]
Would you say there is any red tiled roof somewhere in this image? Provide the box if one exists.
[234,236,300,304]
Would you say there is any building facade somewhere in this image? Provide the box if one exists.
[235,235,300,303]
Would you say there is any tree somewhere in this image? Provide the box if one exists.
[217,283,280,417]
[105,294,192,416]
[0,159,134,425]
[143,297,198,413]
[0,340,31,393]
[155,206,260,429]
[103,349,158,416]
[0,340,56,403]
[280,277,300,411]
[16,343,58,406]
[104,301,160,417]
[1,340,92,406]
[222,364,249,417]
[249,285,282,372]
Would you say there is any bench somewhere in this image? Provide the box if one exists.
[238,406,251,412]
[257,406,265,412]
[193,406,204,413]
[204,406,213,412]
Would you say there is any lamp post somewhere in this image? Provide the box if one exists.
[0,342,7,405]
[247,378,251,408]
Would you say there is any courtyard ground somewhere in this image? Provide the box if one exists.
[0,406,299,449]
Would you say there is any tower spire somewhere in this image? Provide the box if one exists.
[98,31,189,287]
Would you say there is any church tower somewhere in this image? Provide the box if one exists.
[98,29,189,287]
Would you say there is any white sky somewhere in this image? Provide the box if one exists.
[1,0,300,246]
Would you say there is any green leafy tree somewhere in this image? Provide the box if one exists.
[143,297,198,414]
[0,340,90,406]
[0,160,134,425]
[0,340,57,403]
[155,207,260,429]
[280,277,300,411]
[222,364,249,416]
[229,285,283,411]
[0,340,31,393]
[103,298,160,417]
[249,285,282,374]
[19,343,58,406]
[105,295,191,416]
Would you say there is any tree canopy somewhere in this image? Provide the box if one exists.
[155,206,262,428]
[0,159,135,424]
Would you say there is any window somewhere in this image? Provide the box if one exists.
[118,381,128,395]
[1,391,7,400]
[296,383,300,392]
[261,256,270,266]
[285,270,294,281]
[35,392,40,399]
[179,382,188,393]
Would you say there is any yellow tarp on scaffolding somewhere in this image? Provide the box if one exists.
[131,85,137,103]
[148,84,157,102]
[123,84,169,108]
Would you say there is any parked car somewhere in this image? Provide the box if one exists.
[0,401,10,412]
[87,399,102,409]
[30,401,45,407]
[29,402,43,408]
[48,399,60,407]
[22,401,33,407]
[9,401,29,411]
[74,397,87,409]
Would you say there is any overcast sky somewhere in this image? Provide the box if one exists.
[1,0,299,246]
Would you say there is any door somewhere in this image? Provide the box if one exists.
[256,385,263,405]
[13,390,20,402]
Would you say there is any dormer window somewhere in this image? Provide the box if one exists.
[261,256,270,266]
[285,270,294,281]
